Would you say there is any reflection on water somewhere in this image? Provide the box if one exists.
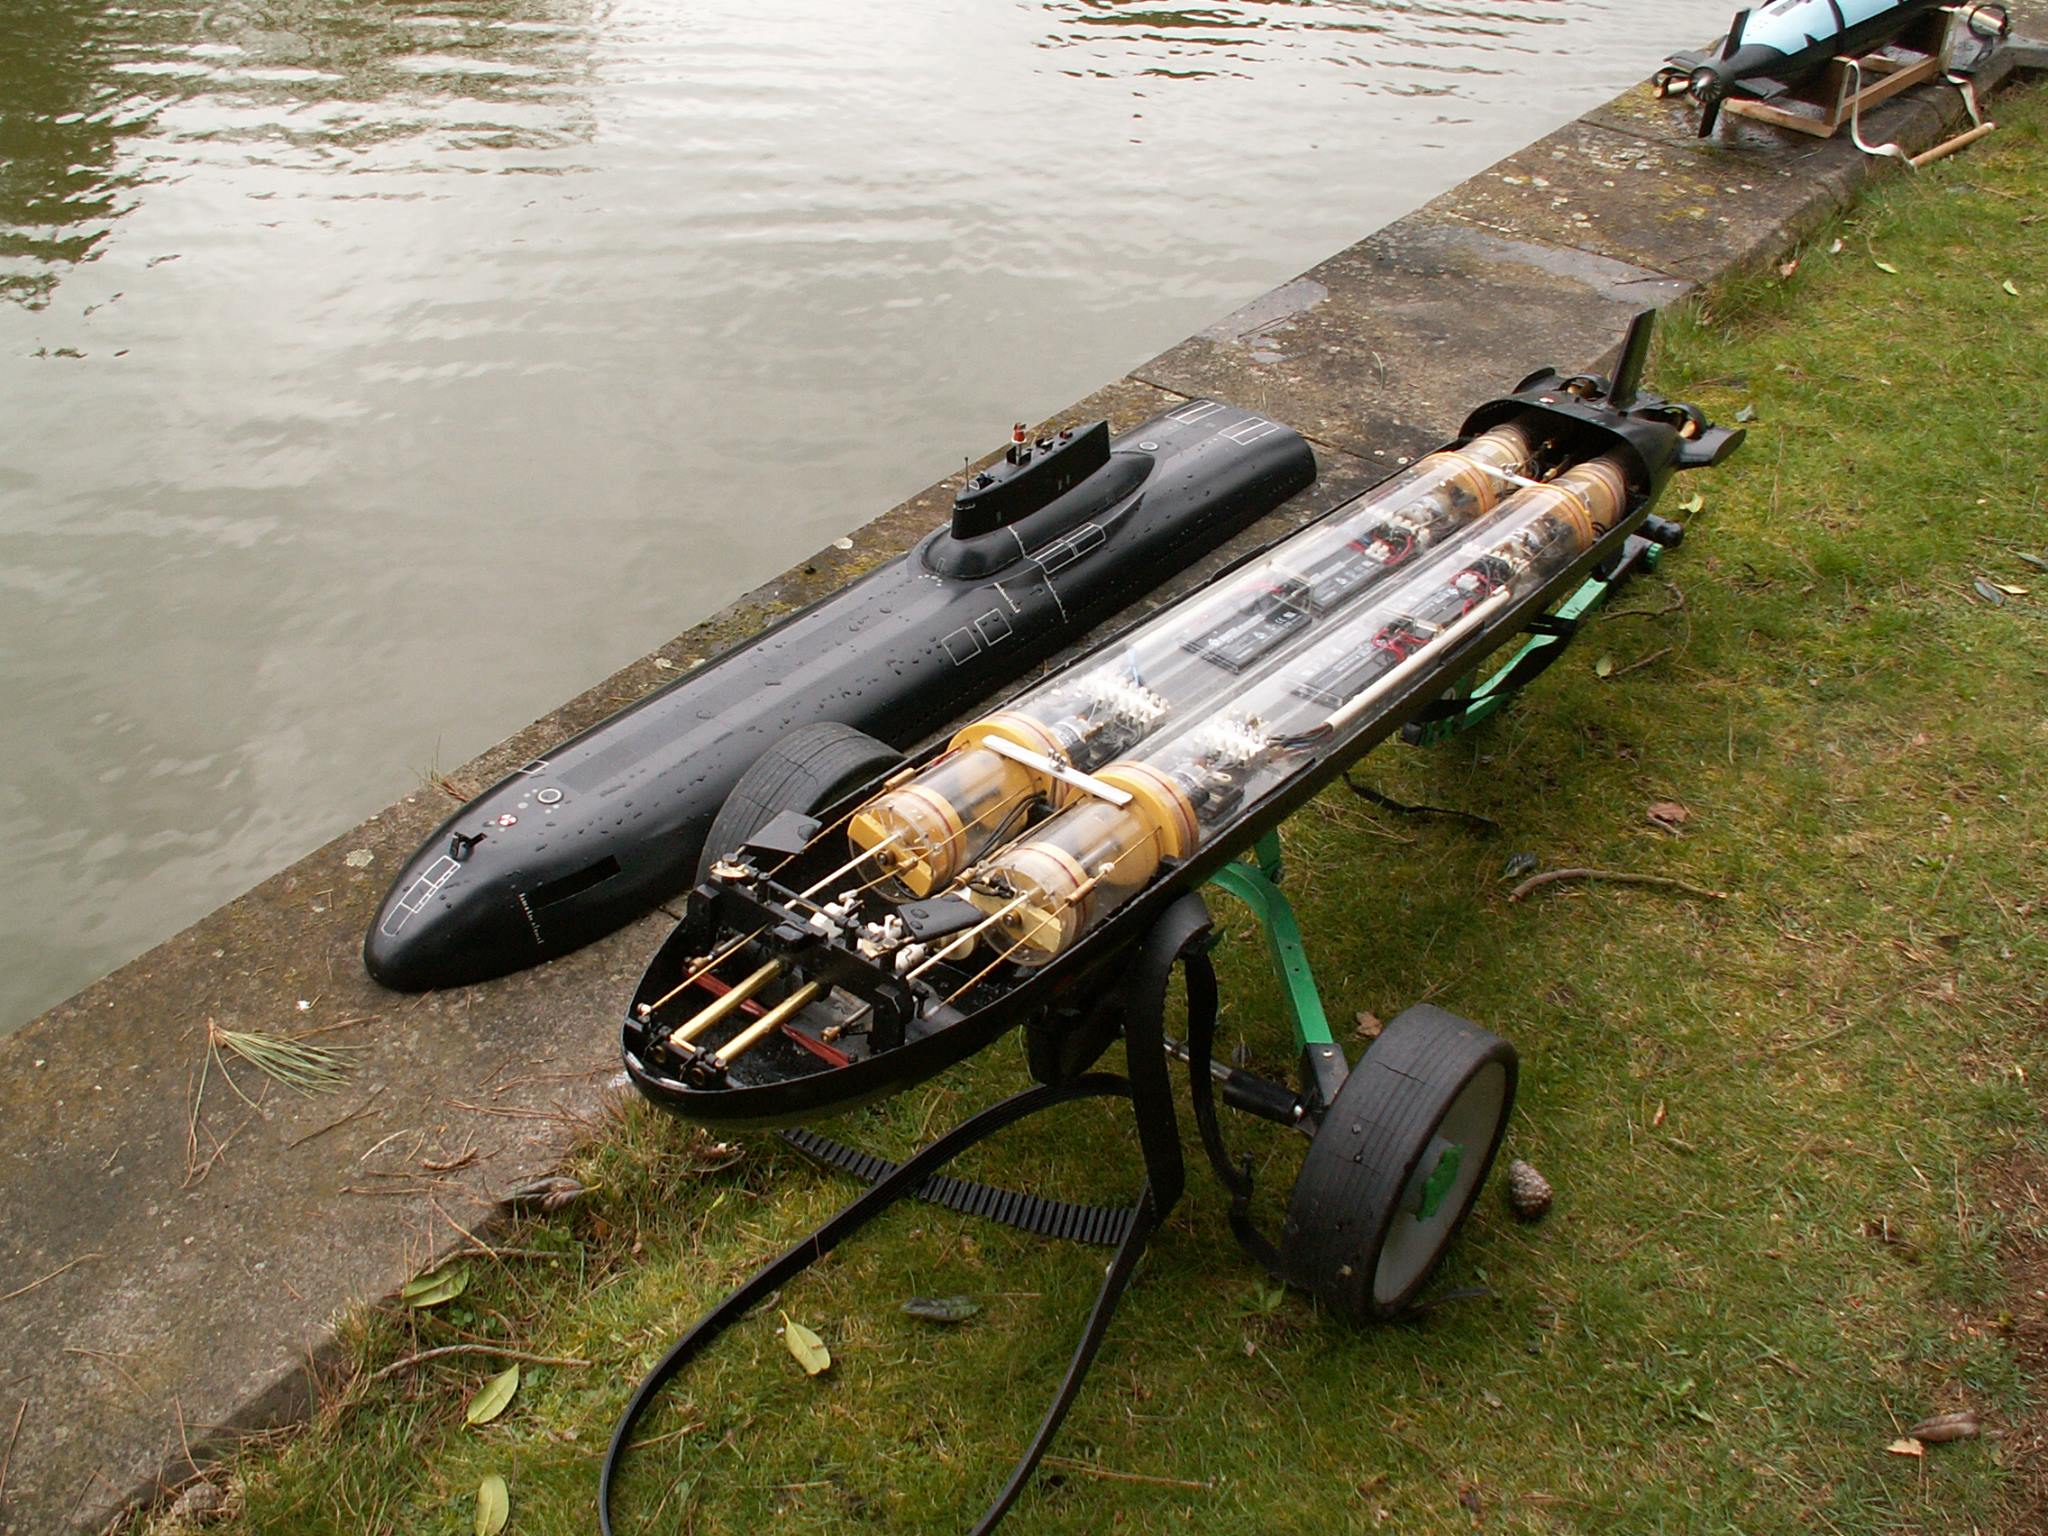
[0,0,1728,1031]
[0,1,592,308]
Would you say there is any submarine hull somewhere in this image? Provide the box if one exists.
[365,402,1315,991]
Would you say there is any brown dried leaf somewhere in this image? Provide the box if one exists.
[1354,1010,1385,1041]
[1906,1410,1980,1444]
[1647,801,1691,832]
[1885,1437,1925,1458]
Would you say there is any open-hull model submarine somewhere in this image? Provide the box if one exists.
[1657,0,1993,134]
[623,317,1738,1141]
[602,314,1740,1534]
[364,404,1314,991]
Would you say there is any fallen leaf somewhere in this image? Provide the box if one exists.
[1734,404,1758,423]
[2003,279,2021,297]
[783,1315,831,1376]
[1907,1409,1980,1444]
[1594,654,1614,678]
[1652,1100,1668,1128]
[1354,1009,1385,1041]
[343,848,374,869]
[1502,851,1539,880]
[1829,237,1845,254]
[1458,1483,1484,1515]
[1777,258,1799,279]
[1679,492,1704,514]
[2017,551,2048,573]
[401,1264,470,1309]
[833,536,855,551]
[1993,582,2028,597]
[1874,259,1899,274]
[1972,577,2007,606]
[1886,1437,1925,1458]
[1647,800,1691,831]
[475,1473,509,1536]
[902,1295,981,1324]
[466,1364,520,1426]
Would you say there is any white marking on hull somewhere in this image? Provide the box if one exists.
[380,855,461,937]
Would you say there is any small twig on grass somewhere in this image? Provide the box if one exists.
[1769,1017,1864,1055]
[1506,868,1729,904]
[1,1252,107,1305]
[0,1400,25,1504]
[1039,1457,1212,1491]
[362,1345,593,1386]
[1597,581,1687,622]
[1610,645,1675,679]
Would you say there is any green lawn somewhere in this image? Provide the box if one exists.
[138,82,2048,1536]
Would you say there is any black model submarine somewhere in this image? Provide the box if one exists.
[364,404,1315,991]
[1659,0,1960,135]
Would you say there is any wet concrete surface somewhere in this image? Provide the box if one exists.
[1,36,2039,1536]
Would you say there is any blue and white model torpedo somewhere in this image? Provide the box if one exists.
[1662,0,1966,135]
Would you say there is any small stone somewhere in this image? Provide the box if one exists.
[169,1479,226,1524]
[1506,1159,1553,1223]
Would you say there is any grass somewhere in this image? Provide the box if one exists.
[133,86,2048,1536]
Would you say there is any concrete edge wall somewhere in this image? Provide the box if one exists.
[1,35,2040,1535]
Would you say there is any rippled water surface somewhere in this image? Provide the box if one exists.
[0,0,1729,1031]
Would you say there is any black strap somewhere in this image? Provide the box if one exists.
[599,1076,1153,1536]
[777,1125,1134,1246]
[1183,940,1292,1282]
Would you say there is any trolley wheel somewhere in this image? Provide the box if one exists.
[697,723,906,880]
[1281,1004,1516,1324]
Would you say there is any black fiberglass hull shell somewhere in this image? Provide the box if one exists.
[364,403,1315,991]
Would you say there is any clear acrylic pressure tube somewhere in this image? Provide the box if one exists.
[962,455,1630,964]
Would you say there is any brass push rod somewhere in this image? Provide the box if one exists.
[668,959,783,1045]
[635,928,767,1018]
[708,981,823,1070]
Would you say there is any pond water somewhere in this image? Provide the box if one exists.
[0,0,1728,1031]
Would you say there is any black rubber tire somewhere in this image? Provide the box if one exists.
[1281,1003,1516,1324]
[696,723,906,880]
